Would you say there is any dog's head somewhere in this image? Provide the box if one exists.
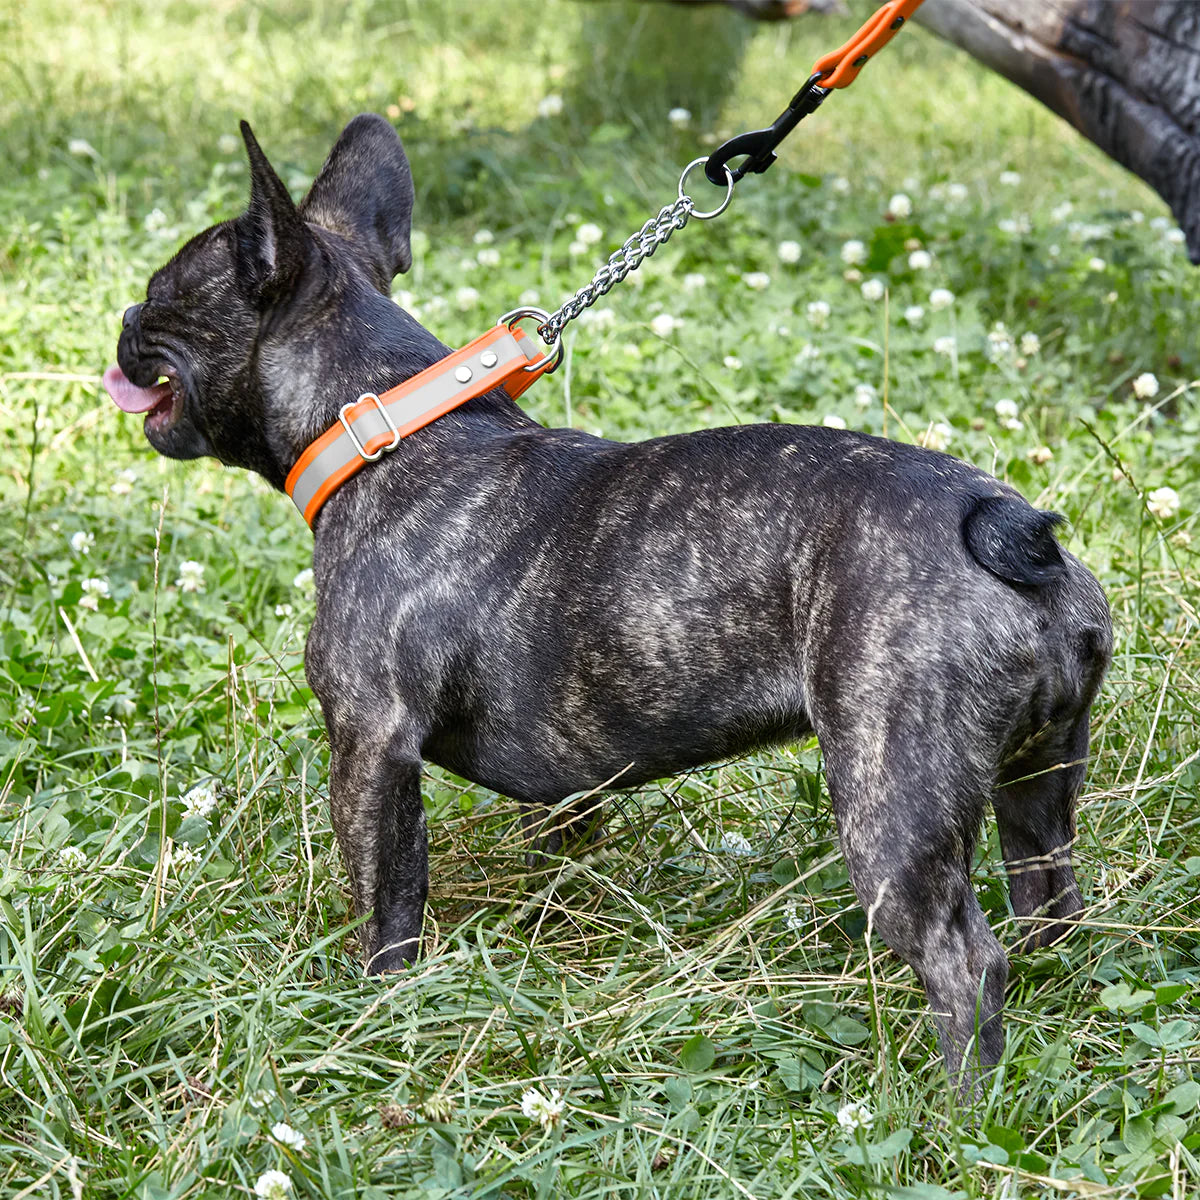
[103,115,416,487]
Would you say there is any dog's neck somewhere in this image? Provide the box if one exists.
[261,278,538,486]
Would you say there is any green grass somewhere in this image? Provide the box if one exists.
[2,0,1199,1196]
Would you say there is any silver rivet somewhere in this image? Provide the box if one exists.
[480,350,498,369]
[454,365,473,384]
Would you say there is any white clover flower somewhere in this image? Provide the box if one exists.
[79,577,110,611]
[836,1102,875,1132]
[1129,209,1144,224]
[650,313,679,338]
[986,322,1014,362]
[776,239,802,265]
[275,603,294,618]
[994,398,1020,421]
[181,784,218,821]
[68,137,98,158]
[831,176,851,194]
[111,468,137,496]
[58,845,87,871]
[271,1122,307,1151]
[667,107,691,128]
[455,285,480,309]
[537,94,563,118]
[1087,257,1107,272]
[473,229,494,245]
[576,222,603,246]
[521,1086,566,1132]
[933,336,956,358]
[254,1171,292,1200]
[858,278,883,302]
[578,307,615,329]
[293,568,315,592]
[782,901,805,932]
[916,422,952,451]
[806,299,831,329]
[997,216,1031,236]
[887,193,912,219]
[176,560,205,593]
[928,287,954,311]
[70,530,94,555]
[1147,486,1181,520]
[1150,215,1170,232]
[143,208,171,234]
[217,132,239,156]
[518,288,541,306]
[854,383,877,409]
[681,272,707,293]
[568,240,588,257]
[903,305,925,325]
[1132,372,1160,400]
[793,344,820,365]
[719,829,754,856]
[1027,445,1054,465]
[476,247,500,267]
[907,249,932,271]
[999,169,1022,186]
[1104,291,1119,305]
[840,239,866,266]
[723,355,742,371]
[248,1089,276,1110]
[946,182,968,203]
[1166,228,1186,245]
[168,841,199,871]
[822,414,847,430]
[742,271,770,291]
[14,691,37,726]
[1050,201,1073,223]
[1019,332,1040,356]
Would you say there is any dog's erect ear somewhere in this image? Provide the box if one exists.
[236,121,311,301]
[299,114,415,291]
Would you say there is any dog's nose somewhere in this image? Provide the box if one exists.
[122,303,144,330]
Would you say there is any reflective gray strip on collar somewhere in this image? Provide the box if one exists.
[289,330,533,522]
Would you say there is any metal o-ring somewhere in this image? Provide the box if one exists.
[677,157,735,221]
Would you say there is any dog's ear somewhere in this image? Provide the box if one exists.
[236,120,312,301]
[299,114,415,291]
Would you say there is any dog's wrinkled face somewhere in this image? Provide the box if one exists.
[104,116,416,488]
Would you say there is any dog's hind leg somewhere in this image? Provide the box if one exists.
[328,735,428,973]
[520,791,606,868]
[821,732,1008,1093]
[992,710,1090,951]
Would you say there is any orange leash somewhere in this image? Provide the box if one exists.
[812,0,925,89]
[704,0,925,186]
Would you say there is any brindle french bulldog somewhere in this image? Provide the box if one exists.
[104,114,1111,1089]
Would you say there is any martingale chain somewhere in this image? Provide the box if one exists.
[535,157,735,346]
[537,195,695,344]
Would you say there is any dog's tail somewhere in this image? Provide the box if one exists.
[963,495,1066,587]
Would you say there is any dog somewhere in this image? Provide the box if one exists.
[103,114,1112,1090]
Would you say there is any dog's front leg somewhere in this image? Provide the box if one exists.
[328,738,427,973]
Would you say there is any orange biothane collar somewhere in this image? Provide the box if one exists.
[285,323,556,527]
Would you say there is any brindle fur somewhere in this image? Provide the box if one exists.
[112,115,1112,1090]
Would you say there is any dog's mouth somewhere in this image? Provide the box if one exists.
[103,364,182,433]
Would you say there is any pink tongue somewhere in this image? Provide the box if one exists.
[103,364,173,414]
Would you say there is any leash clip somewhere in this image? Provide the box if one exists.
[705,73,829,186]
[339,392,400,461]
